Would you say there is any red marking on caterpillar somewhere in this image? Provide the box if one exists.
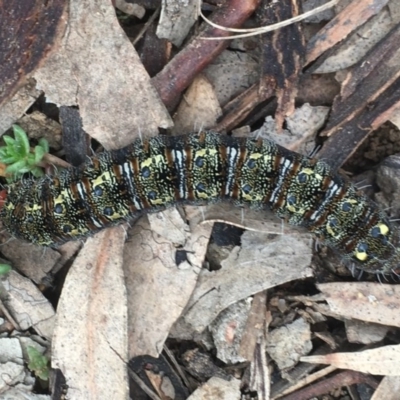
[1,131,399,274]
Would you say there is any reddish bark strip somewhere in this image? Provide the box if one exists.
[152,0,261,111]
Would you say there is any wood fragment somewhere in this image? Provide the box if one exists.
[0,0,67,107]
[317,23,400,168]
[278,370,378,400]
[306,0,389,65]
[256,0,305,130]
[152,0,261,110]
[214,76,276,132]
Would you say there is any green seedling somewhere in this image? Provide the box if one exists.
[27,345,50,381]
[0,125,49,182]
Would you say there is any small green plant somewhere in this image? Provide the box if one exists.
[0,125,49,181]
[27,345,50,381]
[0,264,11,275]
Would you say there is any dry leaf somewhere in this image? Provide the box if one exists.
[187,376,241,400]
[371,376,400,400]
[33,0,172,149]
[52,227,128,399]
[345,319,389,345]
[0,338,25,393]
[0,271,55,340]
[172,74,222,134]
[301,345,400,376]
[204,50,259,107]
[200,203,306,235]
[0,0,67,107]
[0,80,42,135]
[0,239,60,285]
[172,230,313,337]
[148,207,190,246]
[318,282,400,328]
[124,214,212,358]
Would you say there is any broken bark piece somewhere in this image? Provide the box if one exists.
[239,291,268,361]
[323,23,400,137]
[279,370,378,400]
[306,0,389,65]
[0,0,67,107]
[138,22,171,77]
[59,106,90,167]
[317,23,400,168]
[214,76,276,132]
[256,0,305,130]
[318,77,400,169]
[181,349,231,381]
[152,0,261,111]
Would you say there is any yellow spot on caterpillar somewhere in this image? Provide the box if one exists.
[194,148,217,162]
[108,211,127,220]
[92,171,112,187]
[326,223,335,237]
[141,155,165,168]
[151,198,171,205]
[355,249,368,262]
[249,153,262,160]
[54,194,64,205]
[242,192,263,201]
[24,203,42,211]
[377,223,389,236]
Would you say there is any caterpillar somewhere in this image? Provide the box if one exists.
[0,130,399,274]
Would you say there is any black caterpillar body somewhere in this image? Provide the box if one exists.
[1,131,399,274]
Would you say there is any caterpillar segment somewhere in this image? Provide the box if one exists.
[1,131,400,274]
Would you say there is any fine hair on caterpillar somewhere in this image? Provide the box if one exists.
[0,130,399,275]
